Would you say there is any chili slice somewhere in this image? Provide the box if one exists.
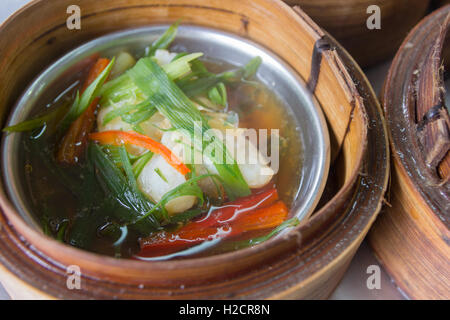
[89,130,190,175]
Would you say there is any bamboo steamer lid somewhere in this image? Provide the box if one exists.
[0,0,388,299]
[369,6,450,300]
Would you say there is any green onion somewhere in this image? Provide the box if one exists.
[132,124,145,135]
[100,73,141,104]
[154,168,168,183]
[100,52,200,111]
[118,145,140,194]
[146,21,180,57]
[3,103,68,133]
[243,217,299,246]
[172,52,189,61]
[41,214,52,237]
[121,106,157,125]
[190,58,209,74]
[248,217,300,244]
[61,58,115,130]
[133,152,153,177]
[56,220,69,242]
[242,56,262,79]
[162,52,203,80]
[224,217,300,251]
[103,100,150,125]
[178,56,262,98]
[88,143,160,230]
[101,145,123,168]
[126,57,250,200]
[135,174,212,223]
[208,82,227,107]
[169,208,203,224]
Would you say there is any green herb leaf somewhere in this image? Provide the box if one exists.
[169,208,203,224]
[178,56,262,98]
[162,52,203,80]
[103,99,150,125]
[56,220,69,242]
[61,58,115,130]
[135,174,215,223]
[208,82,227,107]
[88,143,160,231]
[233,217,300,249]
[118,145,141,194]
[133,151,154,177]
[154,167,169,183]
[3,103,68,133]
[146,21,180,57]
[172,52,189,61]
[121,105,157,125]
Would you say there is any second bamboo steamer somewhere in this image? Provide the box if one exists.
[285,0,431,68]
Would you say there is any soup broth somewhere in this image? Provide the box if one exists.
[10,25,304,260]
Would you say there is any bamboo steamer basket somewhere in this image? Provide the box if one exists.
[369,6,450,300]
[0,0,388,299]
[284,0,431,68]
[435,0,450,7]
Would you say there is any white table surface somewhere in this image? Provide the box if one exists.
[0,0,405,300]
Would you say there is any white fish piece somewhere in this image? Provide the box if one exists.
[224,128,274,189]
[161,127,274,192]
[97,105,133,132]
[137,154,196,215]
[161,131,223,198]
[160,130,197,163]
[154,49,177,66]
[110,51,136,79]
[97,105,168,155]
[97,105,144,156]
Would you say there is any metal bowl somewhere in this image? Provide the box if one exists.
[2,25,330,241]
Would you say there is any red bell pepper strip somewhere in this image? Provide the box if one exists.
[89,130,190,176]
[138,197,288,258]
[81,58,111,92]
[182,188,278,230]
[57,58,110,164]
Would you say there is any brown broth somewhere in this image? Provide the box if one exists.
[18,57,303,259]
